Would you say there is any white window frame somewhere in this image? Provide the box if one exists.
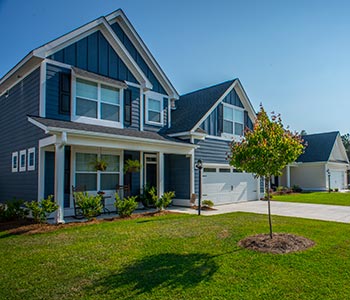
[73,148,122,193]
[222,103,244,138]
[72,76,124,128]
[145,91,165,126]
[28,147,35,171]
[19,150,26,172]
[12,152,18,172]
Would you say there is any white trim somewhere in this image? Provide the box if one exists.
[44,58,73,70]
[39,61,47,117]
[38,147,45,201]
[54,143,65,223]
[39,135,57,148]
[11,152,18,172]
[145,91,165,126]
[168,98,171,128]
[124,81,141,88]
[19,150,26,172]
[106,10,179,99]
[27,147,36,171]
[158,152,164,196]
[140,89,144,131]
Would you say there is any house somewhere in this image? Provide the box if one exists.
[278,132,349,191]
[0,9,262,222]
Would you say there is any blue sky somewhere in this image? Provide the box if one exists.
[1,0,350,134]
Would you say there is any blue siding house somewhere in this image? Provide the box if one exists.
[0,9,262,222]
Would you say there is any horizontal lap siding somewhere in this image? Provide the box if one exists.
[0,68,46,202]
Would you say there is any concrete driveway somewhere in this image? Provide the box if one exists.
[169,201,350,224]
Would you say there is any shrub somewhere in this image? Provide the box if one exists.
[202,200,214,208]
[25,195,58,223]
[334,188,339,192]
[74,192,102,220]
[0,199,28,222]
[155,191,175,211]
[292,185,302,193]
[140,185,157,207]
[115,194,138,218]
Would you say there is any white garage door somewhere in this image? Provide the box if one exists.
[202,167,258,205]
[330,170,345,190]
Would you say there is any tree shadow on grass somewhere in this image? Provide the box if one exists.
[86,253,219,299]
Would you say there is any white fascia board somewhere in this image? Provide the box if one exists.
[105,10,179,99]
[28,117,50,133]
[192,80,238,132]
[168,131,207,139]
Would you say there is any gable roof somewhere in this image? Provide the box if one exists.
[167,80,236,134]
[297,131,340,163]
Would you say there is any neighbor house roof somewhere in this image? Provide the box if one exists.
[297,131,339,163]
[28,116,194,147]
[167,79,236,134]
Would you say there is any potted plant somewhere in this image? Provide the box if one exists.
[124,159,141,174]
[91,159,108,171]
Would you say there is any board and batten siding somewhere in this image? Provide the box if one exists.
[49,30,138,84]
[0,67,46,202]
[46,64,71,121]
[164,154,190,199]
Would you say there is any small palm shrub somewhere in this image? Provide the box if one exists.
[155,191,175,211]
[25,195,58,223]
[0,199,28,222]
[115,194,138,218]
[202,199,214,208]
[74,192,102,220]
[140,185,157,207]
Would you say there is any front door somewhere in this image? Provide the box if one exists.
[145,154,157,189]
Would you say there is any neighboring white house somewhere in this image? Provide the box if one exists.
[279,131,349,191]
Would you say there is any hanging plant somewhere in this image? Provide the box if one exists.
[124,159,141,174]
[90,159,108,171]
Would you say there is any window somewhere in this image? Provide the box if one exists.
[75,78,120,123]
[19,150,26,172]
[12,152,18,172]
[223,105,244,136]
[145,92,164,126]
[204,168,216,173]
[219,168,231,173]
[28,148,35,171]
[75,152,120,191]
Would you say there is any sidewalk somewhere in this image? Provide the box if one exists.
[169,201,350,224]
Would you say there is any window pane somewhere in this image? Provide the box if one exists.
[13,156,17,168]
[75,174,97,191]
[219,168,231,173]
[101,103,119,122]
[20,154,25,167]
[29,153,34,166]
[76,153,97,171]
[149,99,161,111]
[76,98,97,118]
[101,174,119,190]
[101,85,119,105]
[101,154,120,172]
[204,168,216,173]
[76,78,97,100]
[149,111,161,123]
[235,123,243,135]
[223,120,233,134]
[224,106,233,121]
[235,109,244,123]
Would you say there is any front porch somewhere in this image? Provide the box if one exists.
[37,131,196,223]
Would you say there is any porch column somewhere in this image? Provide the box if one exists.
[158,152,164,197]
[190,149,195,195]
[54,143,65,224]
[286,165,291,188]
[38,147,45,201]
[140,151,144,193]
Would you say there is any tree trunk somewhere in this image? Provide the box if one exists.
[266,176,273,239]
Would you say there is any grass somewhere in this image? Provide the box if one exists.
[1,212,350,299]
[273,191,350,206]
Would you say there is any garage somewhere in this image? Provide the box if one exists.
[202,166,259,205]
[329,170,345,190]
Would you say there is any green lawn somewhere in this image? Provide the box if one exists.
[273,192,350,206]
[1,212,350,300]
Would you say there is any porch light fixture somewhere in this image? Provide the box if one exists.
[195,159,203,216]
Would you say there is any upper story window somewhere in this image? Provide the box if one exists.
[223,104,244,136]
[145,91,164,126]
[12,152,18,173]
[28,147,35,171]
[74,78,122,127]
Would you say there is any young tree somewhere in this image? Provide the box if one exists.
[341,133,350,160]
[228,105,304,238]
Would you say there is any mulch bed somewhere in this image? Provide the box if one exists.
[238,233,315,254]
[190,206,216,211]
[0,211,178,236]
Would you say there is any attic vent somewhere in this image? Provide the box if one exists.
[171,99,176,110]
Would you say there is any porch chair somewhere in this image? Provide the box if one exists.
[72,185,86,219]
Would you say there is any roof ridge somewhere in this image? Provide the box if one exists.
[180,79,236,98]
[304,131,339,137]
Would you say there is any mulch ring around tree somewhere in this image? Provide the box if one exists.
[0,211,179,236]
[238,233,315,254]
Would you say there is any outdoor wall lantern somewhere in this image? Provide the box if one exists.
[195,159,203,216]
